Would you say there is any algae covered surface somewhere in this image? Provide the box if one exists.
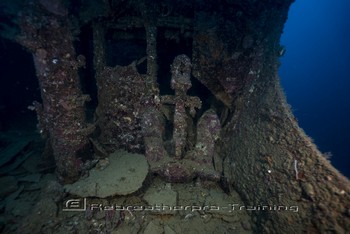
[64,151,149,197]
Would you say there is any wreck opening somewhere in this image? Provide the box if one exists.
[105,28,147,68]
[0,38,40,131]
[157,27,223,123]
[157,27,192,96]
[76,23,98,122]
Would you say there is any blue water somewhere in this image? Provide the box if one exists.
[279,0,350,178]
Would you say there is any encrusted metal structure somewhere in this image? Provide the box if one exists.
[142,55,221,182]
[1,0,350,232]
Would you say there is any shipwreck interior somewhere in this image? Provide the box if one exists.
[0,0,349,233]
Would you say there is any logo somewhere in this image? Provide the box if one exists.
[62,198,87,211]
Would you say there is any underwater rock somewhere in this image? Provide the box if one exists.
[64,150,148,197]
[8,199,33,217]
[18,197,57,233]
[0,176,18,198]
[0,137,31,168]
[164,225,177,234]
[144,221,163,234]
[143,182,177,214]
[18,173,42,183]
[42,180,65,203]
